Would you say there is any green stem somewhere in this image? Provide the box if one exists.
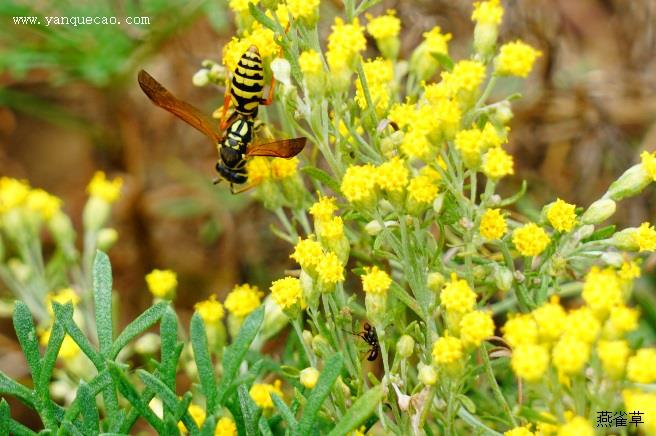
[481,345,517,426]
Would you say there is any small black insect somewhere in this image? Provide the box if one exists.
[347,322,380,361]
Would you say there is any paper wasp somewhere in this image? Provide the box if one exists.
[346,322,380,361]
[137,46,305,193]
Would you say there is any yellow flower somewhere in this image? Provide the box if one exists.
[432,98,462,138]
[316,252,344,285]
[408,174,439,205]
[309,195,337,222]
[564,307,600,344]
[511,343,549,382]
[618,260,641,281]
[340,164,377,204]
[146,269,177,300]
[481,122,507,148]
[472,0,504,25]
[597,339,629,380]
[640,150,656,181]
[495,41,542,78]
[454,127,486,168]
[479,209,507,240]
[270,157,299,180]
[375,157,409,193]
[505,426,535,436]
[249,380,283,409]
[355,58,394,116]
[440,273,476,315]
[512,223,550,257]
[244,24,278,59]
[222,37,252,72]
[290,237,324,272]
[224,284,263,317]
[215,417,238,436]
[228,0,258,13]
[299,50,323,76]
[401,129,432,160]
[552,335,590,375]
[299,367,320,389]
[432,334,463,365]
[388,102,416,129]
[531,299,566,342]
[581,267,622,317]
[503,314,538,347]
[45,288,80,315]
[246,157,271,185]
[39,328,80,359]
[286,0,319,20]
[194,295,225,325]
[482,148,514,179]
[632,222,656,251]
[326,17,366,71]
[319,217,344,245]
[270,277,304,310]
[366,10,401,40]
[556,416,593,436]
[423,26,452,55]
[547,199,577,232]
[361,266,392,295]
[623,389,656,435]
[178,404,206,433]
[605,304,639,337]
[0,177,30,213]
[450,60,486,92]
[87,171,123,203]
[26,189,62,221]
[459,310,494,348]
[627,348,656,383]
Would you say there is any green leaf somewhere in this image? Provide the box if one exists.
[248,2,283,34]
[191,313,218,411]
[200,416,217,436]
[61,370,112,424]
[0,399,9,434]
[238,384,262,436]
[297,353,344,435]
[326,384,384,436]
[53,302,104,368]
[61,421,84,435]
[137,370,198,434]
[111,301,168,358]
[78,382,100,434]
[258,416,274,436]
[430,52,454,72]
[12,301,42,382]
[160,307,179,389]
[93,251,113,357]
[271,393,297,431]
[108,363,164,433]
[581,225,616,243]
[216,306,265,406]
[499,180,527,207]
[301,167,342,195]
[37,321,65,429]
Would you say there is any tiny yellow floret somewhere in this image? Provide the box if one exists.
[194,294,225,325]
[249,380,283,409]
[512,223,550,257]
[627,348,656,383]
[361,266,392,295]
[366,10,401,40]
[483,148,514,179]
[316,252,345,285]
[633,222,656,251]
[299,367,320,389]
[270,277,304,310]
[146,269,177,300]
[459,310,494,348]
[510,343,549,382]
[87,171,123,203]
[215,416,238,436]
[496,41,542,78]
[547,199,577,232]
[479,209,507,240]
[440,273,476,314]
[432,334,463,365]
[224,283,263,317]
[472,0,504,25]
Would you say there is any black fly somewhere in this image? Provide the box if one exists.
[347,322,380,361]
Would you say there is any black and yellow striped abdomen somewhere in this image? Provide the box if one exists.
[230,45,265,117]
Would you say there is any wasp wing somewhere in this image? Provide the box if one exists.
[138,70,222,142]
[245,137,307,158]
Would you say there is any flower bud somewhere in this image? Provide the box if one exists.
[365,220,398,236]
[573,224,595,241]
[311,335,331,358]
[97,228,118,251]
[48,211,76,258]
[8,259,31,284]
[427,272,445,292]
[493,101,514,124]
[601,252,624,267]
[299,367,320,389]
[397,335,415,358]
[409,42,439,82]
[418,362,437,386]
[581,199,616,225]
[611,228,639,251]
[192,69,210,87]
[300,270,319,311]
[83,196,111,232]
[604,164,651,201]
[260,296,290,341]
[433,193,445,214]
[302,329,313,346]
[494,266,513,292]
[473,23,498,57]
[365,292,387,327]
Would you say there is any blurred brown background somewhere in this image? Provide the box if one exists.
[1,0,656,351]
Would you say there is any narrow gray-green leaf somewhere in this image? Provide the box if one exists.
[0,369,34,406]
[61,370,112,423]
[298,353,344,435]
[61,421,84,435]
[37,321,65,429]
[12,301,42,382]
[301,167,342,195]
[53,302,103,368]
[190,313,217,411]
[248,2,283,33]
[108,363,164,433]
[0,399,9,434]
[93,251,113,356]
[271,393,297,431]
[137,370,198,434]
[258,416,273,436]
[111,301,168,358]
[78,382,100,435]
[326,384,384,436]
[216,306,264,406]
[200,416,217,436]
[238,384,261,436]
[160,307,179,390]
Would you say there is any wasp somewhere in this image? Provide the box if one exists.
[347,322,380,361]
[137,47,305,192]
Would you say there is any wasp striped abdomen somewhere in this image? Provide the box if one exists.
[230,45,265,117]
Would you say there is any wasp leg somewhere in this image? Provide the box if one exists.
[231,183,257,195]
[213,178,222,185]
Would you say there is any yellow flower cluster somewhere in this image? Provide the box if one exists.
[581,266,622,316]
[633,222,656,251]
[640,150,656,181]
[495,41,542,78]
[340,164,377,204]
[194,295,225,325]
[228,0,258,13]
[375,157,409,194]
[423,26,452,56]
[512,223,550,256]
[454,123,506,168]
[290,236,323,273]
[0,177,62,220]
[215,417,238,436]
[286,0,319,20]
[298,50,323,76]
[432,333,463,365]
[316,251,345,285]
[271,157,300,180]
[224,283,263,317]
[366,10,400,40]
[146,269,177,300]
[361,266,392,295]
[249,380,283,409]
[326,17,366,72]
[270,277,304,310]
[480,208,507,240]
[440,273,476,314]
[355,58,394,116]
[245,157,271,185]
[459,310,494,348]
[482,147,514,179]
[87,171,123,203]
[546,199,577,232]
[623,389,656,435]
[407,173,439,205]
[472,0,504,25]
